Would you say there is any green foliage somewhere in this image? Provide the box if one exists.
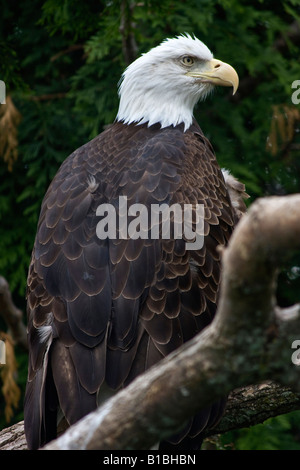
[221,411,300,450]
[0,0,300,445]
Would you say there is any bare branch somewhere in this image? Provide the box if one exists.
[50,44,85,62]
[3,194,300,450]
[29,93,67,102]
[2,381,300,450]
[39,194,300,450]
[0,421,27,450]
[209,381,300,437]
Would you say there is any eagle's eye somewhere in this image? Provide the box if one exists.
[181,56,194,66]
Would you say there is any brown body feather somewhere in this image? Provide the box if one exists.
[24,120,235,449]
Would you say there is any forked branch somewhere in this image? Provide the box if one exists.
[40,194,300,450]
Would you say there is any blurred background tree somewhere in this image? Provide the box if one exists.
[1,0,300,449]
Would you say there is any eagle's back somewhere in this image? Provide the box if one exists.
[24,120,234,449]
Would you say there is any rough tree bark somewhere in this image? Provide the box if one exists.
[1,381,300,450]
[2,194,300,450]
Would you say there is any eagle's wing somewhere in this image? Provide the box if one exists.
[24,121,234,449]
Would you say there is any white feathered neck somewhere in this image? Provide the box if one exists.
[116,35,213,131]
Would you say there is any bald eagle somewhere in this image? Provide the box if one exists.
[24,34,240,450]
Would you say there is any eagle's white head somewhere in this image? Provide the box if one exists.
[116,34,239,131]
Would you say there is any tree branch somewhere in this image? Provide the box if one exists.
[39,194,300,450]
[3,194,300,450]
[29,93,67,102]
[50,44,85,62]
[1,381,300,450]
[0,421,27,450]
[209,381,300,437]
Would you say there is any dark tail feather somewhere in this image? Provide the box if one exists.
[24,363,58,449]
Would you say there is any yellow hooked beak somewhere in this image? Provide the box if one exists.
[186,58,239,95]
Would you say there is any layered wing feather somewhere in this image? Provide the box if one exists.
[24,120,234,449]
